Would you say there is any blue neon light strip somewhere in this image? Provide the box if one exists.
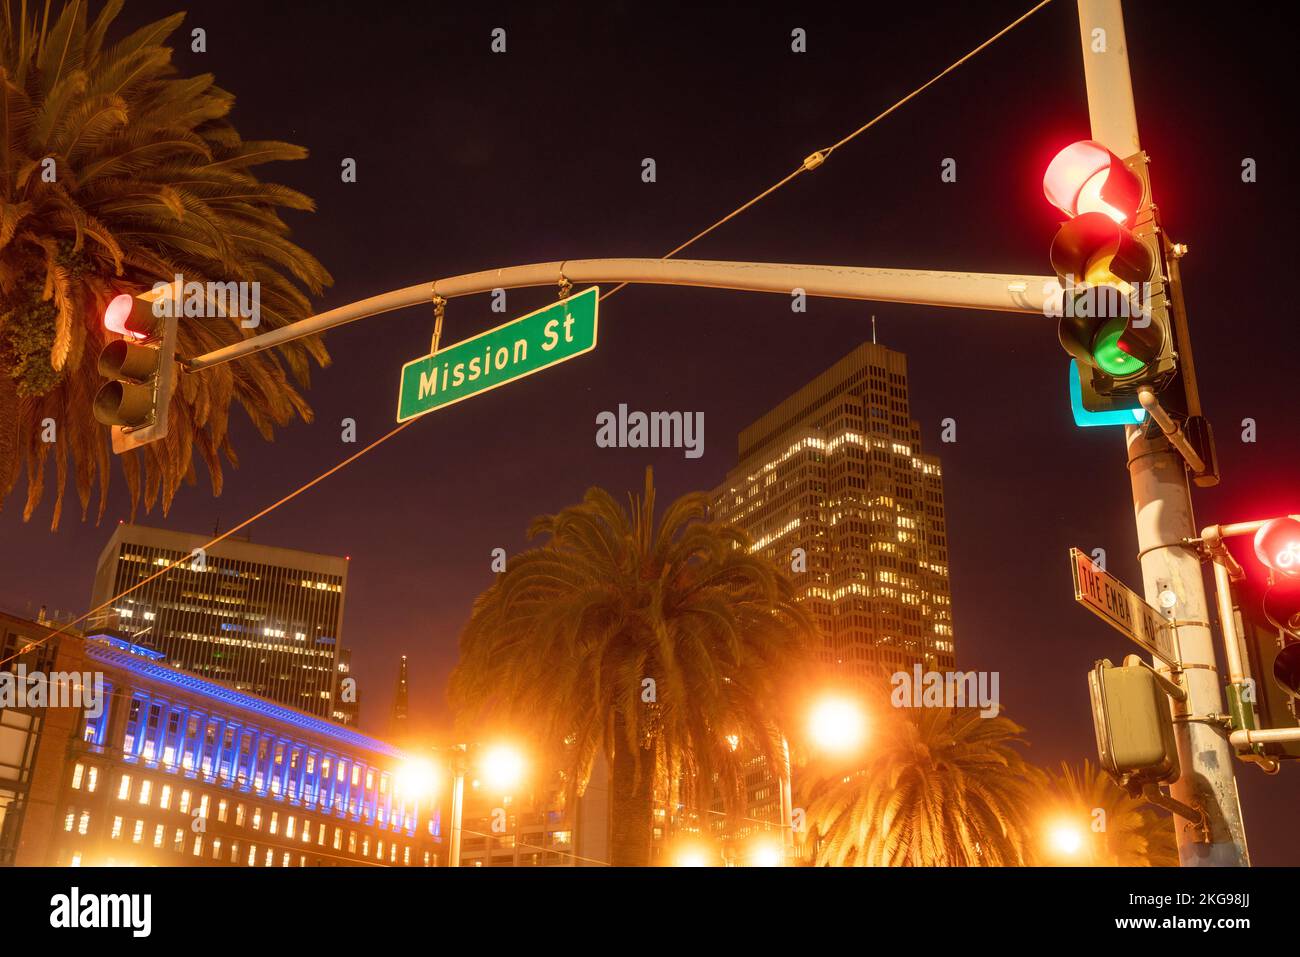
[84,641,404,759]
[93,634,167,660]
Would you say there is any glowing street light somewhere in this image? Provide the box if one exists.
[673,843,716,867]
[808,696,867,756]
[481,744,525,792]
[1047,821,1085,858]
[749,838,784,868]
[395,757,438,799]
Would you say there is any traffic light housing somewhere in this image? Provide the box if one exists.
[93,291,178,453]
[1252,518,1300,697]
[1043,140,1176,412]
[1088,657,1180,790]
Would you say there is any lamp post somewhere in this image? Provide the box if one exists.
[445,742,524,867]
[779,693,869,863]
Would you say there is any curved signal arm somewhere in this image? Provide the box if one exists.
[181,259,1061,373]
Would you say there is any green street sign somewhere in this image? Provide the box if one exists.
[396,286,599,422]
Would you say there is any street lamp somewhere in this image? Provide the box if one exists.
[481,744,525,792]
[447,742,527,867]
[807,695,868,756]
[395,758,438,800]
[749,836,784,868]
[1048,822,1084,857]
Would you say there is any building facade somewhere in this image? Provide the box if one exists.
[713,341,956,680]
[9,631,440,868]
[0,611,84,865]
[91,524,348,718]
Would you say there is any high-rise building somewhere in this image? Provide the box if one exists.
[390,656,409,738]
[713,341,956,678]
[712,342,957,839]
[90,524,349,719]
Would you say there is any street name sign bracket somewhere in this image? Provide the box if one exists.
[1070,547,1181,668]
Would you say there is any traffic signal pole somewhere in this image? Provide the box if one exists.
[1078,0,1248,866]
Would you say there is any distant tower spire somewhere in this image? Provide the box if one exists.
[391,655,410,735]
[871,314,877,345]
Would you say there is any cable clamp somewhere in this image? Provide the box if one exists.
[431,290,447,355]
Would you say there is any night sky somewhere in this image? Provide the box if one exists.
[2,1,1297,861]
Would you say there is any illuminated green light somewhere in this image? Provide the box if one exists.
[1092,317,1146,377]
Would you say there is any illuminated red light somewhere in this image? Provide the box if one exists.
[1254,518,1300,578]
[1043,140,1142,224]
[103,294,147,340]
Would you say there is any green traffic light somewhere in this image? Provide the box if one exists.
[1092,317,1147,377]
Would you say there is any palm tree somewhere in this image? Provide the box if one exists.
[449,467,814,866]
[1041,760,1178,866]
[802,705,1042,866]
[1,1,331,528]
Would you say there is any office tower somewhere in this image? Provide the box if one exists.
[391,656,409,738]
[713,341,956,679]
[91,524,348,718]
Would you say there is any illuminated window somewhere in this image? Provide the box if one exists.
[71,853,82,866]
[252,807,262,831]
[117,775,131,800]
[248,844,257,866]
[110,816,123,839]
[159,784,171,810]
[78,812,90,835]
[86,767,98,793]
[333,828,342,850]
[264,848,273,867]
[236,803,246,827]
[64,809,75,832]
[212,838,222,858]
[193,835,203,856]
[317,823,326,846]
[153,824,165,848]
[286,816,296,839]
[71,764,84,790]
[179,790,191,814]
[132,820,144,844]
[348,831,357,853]
[139,780,152,805]
[269,812,279,835]
[174,828,184,852]
[218,799,228,823]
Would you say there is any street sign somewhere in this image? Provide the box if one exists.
[1070,547,1179,666]
[396,286,599,422]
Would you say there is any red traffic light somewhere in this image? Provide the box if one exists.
[1044,140,1143,224]
[103,292,160,340]
[1254,517,1300,578]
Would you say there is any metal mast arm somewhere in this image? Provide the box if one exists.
[185,260,1058,372]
